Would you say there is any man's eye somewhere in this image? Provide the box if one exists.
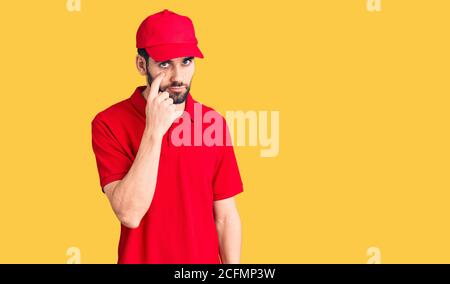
[159,62,169,68]
[183,59,192,65]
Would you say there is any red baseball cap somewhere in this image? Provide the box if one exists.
[136,9,204,62]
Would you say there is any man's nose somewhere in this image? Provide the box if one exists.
[169,66,184,85]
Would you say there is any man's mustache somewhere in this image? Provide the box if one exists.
[159,83,188,92]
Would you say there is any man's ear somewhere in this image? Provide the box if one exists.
[136,55,147,75]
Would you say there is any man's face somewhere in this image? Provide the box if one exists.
[145,56,195,104]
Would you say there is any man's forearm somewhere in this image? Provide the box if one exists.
[109,128,162,228]
[216,211,242,264]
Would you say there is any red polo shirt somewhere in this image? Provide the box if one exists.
[91,86,244,264]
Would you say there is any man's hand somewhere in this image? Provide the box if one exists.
[144,72,182,139]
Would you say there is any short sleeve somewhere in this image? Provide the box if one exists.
[91,116,133,192]
[212,124,244,201]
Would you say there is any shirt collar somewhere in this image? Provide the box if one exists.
[130,86,196,123]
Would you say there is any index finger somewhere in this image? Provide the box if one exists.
[148,72,165,101]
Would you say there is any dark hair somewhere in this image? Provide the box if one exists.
[137,48,149,65]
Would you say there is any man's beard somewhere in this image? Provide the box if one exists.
[146,70,190,104]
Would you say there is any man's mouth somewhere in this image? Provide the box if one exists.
[168,86,185,92]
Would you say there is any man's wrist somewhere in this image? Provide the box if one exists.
[143,127,163,143]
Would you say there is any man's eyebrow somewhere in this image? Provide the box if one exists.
[156,56,195,64]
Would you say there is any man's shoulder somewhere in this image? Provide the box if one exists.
[91,97,132,126]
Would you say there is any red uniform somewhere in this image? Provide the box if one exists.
[91,86,244,263]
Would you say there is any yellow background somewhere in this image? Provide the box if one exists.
[0,0,449,263]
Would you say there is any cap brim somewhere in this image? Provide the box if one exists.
[145,42,204,62]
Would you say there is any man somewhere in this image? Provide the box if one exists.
[91,9,244,264]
